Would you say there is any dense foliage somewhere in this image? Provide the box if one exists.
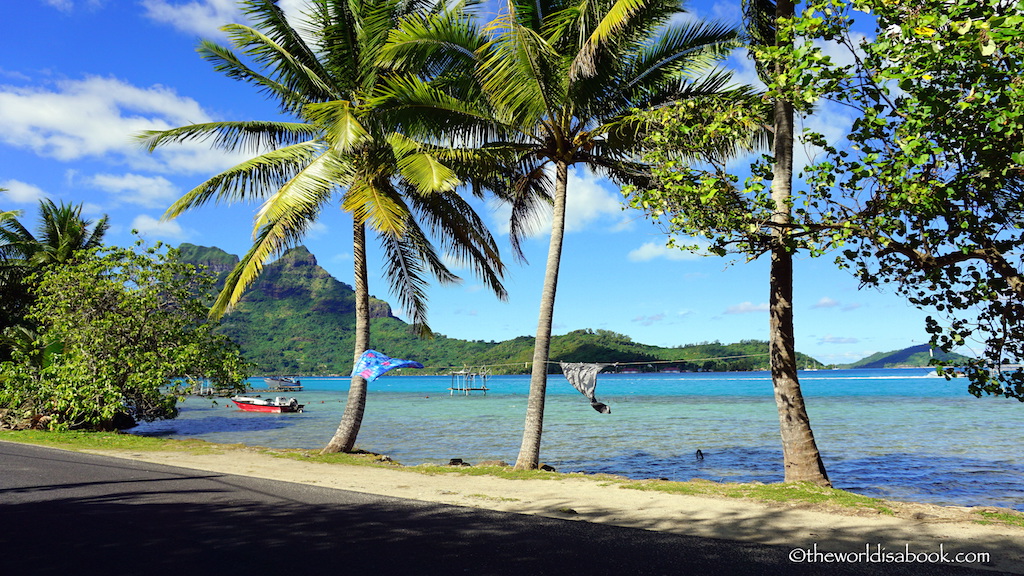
[0,244,251,431]
[787,0,1024,399]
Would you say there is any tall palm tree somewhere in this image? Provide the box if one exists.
[744,0,829,485]
[380,0,742,469]
[140,0,510,454]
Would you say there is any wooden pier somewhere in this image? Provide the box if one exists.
[448,367,490,395]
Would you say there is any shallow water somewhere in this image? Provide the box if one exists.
[132,369,1024,511]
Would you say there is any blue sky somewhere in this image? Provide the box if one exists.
[1,0,945,365]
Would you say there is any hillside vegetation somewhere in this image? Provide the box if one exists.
[181,244,823,375]
[843,344,970,369]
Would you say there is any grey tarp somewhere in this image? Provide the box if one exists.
[559,362,611,414]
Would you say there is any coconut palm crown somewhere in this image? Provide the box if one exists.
[138,0,513,453]
[378,0,745,468]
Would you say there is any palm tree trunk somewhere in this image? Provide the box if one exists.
[515,159,569,470]
[768,0,829,486]
[769,237,830,485]
[322,221,371,454]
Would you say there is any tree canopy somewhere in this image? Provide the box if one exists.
[790,0,1024,400]
[0,243,251,431]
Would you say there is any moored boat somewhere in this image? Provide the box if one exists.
[264,376,303,390]
[231,395,304,413]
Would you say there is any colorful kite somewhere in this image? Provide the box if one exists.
[352,350,424,381]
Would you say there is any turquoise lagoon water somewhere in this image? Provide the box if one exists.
[132,368,1024,511]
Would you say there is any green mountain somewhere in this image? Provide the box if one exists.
[844,343,971,369]
[180,244,820,375]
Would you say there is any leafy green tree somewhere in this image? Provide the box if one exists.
[140,0,510,453]
[0,243,250,431]
[624,0,831,485]
[382,0,742,469]
[0,199,109,347]
[788,0,1024,400]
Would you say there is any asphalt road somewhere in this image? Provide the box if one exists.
[0,441,1010,576]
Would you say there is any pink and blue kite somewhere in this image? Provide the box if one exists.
[352,349,424,381]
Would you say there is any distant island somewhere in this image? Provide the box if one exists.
[178,244,967,375]
[843,343,969,370]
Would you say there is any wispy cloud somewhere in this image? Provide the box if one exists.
[819,335,860,345]
[725,301,769,314]
[812,297,841,309]
[88,173,178,208]
[141,0,242,37]
[130,214,188,239]
[43,0,104,12]
[632,313,667,326]
[628,238,709,262]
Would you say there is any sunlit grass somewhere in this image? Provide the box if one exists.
[4,430,1024,528]
[618,478,897,515]
[0,430,221,452]
[974,509,1024,528]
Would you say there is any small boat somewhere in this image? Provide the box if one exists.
[231,395,304,413]
[264,376,303,390]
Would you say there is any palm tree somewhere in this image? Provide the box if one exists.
[744,0,829,485]
[139,0,510,454]
[0,199,109,356]
[380,0,742,468]
[0,199,109,267]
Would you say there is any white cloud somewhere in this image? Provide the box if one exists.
[130,214,187,239]
[628,239,709,262]
[1,179,47,204]
[819,335,860,345]
[141,0,242,37]
[142,0,312,40]
[725,301,769,314]
[564,168,626,232]
[0,76,238,175]
[488,166,630,238]
[812,296,841,309]
[89,173,178,208]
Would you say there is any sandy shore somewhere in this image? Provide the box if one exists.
[88,447,1023,573]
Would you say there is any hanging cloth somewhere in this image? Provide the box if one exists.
[560,362,611,414]
[352,350,424,382]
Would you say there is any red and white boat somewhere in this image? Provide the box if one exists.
[231,395,304,413]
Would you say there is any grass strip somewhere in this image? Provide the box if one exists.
[4,430,1024,529]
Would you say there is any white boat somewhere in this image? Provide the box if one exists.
[230,395,304,413]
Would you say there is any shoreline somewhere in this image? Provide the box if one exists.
[72,444,1024,574]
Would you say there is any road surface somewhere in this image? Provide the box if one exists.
[0,441,1008,575]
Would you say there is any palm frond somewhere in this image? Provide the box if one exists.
[163,140,328,220]
[211,218,306,318]
[304,100,370,153]
[569,0,651,79]
[480,13,563,130]
[342,176,410,238]
[137,120,319,154]
[378,228,435,336]
[406,187,508,300]
[252,151,346,233]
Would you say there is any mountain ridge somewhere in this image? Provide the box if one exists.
[178,243,950,375]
